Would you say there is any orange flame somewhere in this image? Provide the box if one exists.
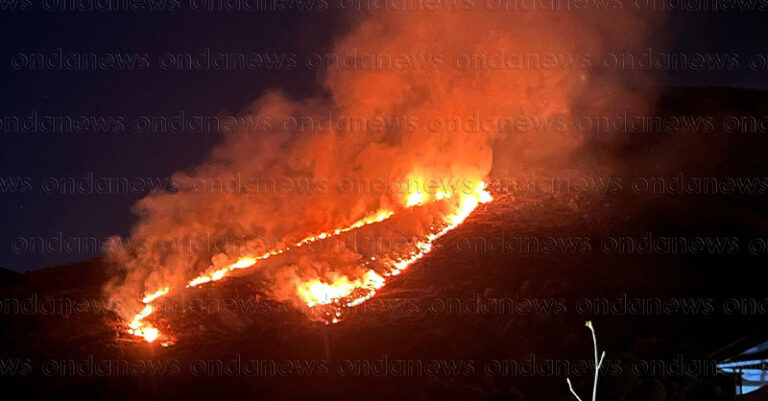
[293,180,492,314]
[140,287,169,304]
[124,182,491,343]
[124,209,397,343]
[297,270,386,308]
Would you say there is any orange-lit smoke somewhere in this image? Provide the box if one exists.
[104,5,663,343]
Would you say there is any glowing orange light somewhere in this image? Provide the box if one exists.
[125,183,492,343]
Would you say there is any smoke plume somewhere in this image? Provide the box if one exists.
[105,4,664,328]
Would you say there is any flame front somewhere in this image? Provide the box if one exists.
[293,180,493,310]
[124,182,492,343]
[141,287,169,304]
[127,305,159,343]
[124,209,397,343]
[297,270,386,308]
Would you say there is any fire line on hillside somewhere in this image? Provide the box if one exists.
[125,181,492,345]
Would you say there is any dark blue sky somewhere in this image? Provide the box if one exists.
[0,6,342,270]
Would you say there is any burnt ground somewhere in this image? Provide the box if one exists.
[1,87,768,400]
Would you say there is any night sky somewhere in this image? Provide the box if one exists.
[0,4,767,271]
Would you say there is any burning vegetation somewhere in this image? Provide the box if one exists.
[124,182,492,344]
[104,6,661,344]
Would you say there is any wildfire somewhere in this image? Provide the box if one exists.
[297,270,386,308]
[141,287,169,304]
[106,0,618,347]
[186,210,394,289]
[123,180,492,344]
[127,304,159,343]
[297,180,493,313]
[406,192,425,207]
[124,209,396,343]
[187,256,262,288]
